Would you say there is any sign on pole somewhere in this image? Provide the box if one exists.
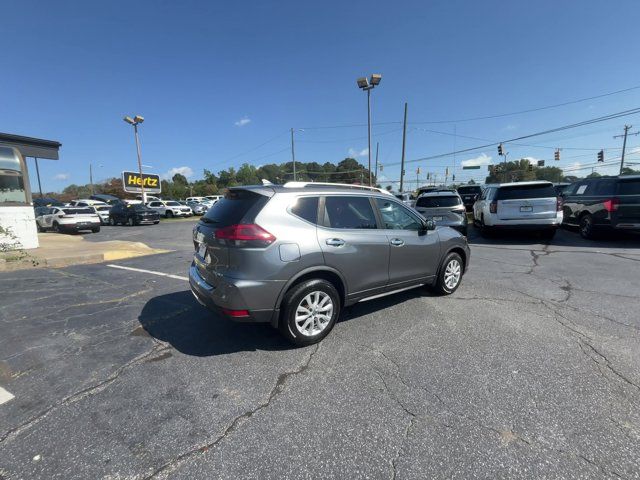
[462,165,481,170]
[121,171,161,194]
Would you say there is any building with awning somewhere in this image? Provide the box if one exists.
[0,133,62,250]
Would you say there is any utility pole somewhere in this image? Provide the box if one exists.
[399,102,408,192]
[614,125,640,175]
[89,163,94,195]
[374,142,379,183]
[34,157,43,198]
[290,128,297,181]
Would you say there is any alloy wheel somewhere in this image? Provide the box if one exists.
[444,259,461,290]
[294,291,334,337]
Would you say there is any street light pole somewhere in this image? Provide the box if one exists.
[374,142,379,182]
[133,123,145,202]
[290,128,296,181]
[34,157,43,198]
[357,74,382,187]
[124,115,146,202]
[89,163,94,195]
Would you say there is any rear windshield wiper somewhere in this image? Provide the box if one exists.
[200,217,219,224]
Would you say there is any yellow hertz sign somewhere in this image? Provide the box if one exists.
[122,171,162,193]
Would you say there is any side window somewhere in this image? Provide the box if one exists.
[575,183,590,195]
[376,198,422,231]
[594,179,616,196]
[324,196,377,229]
[149,202,159,207]
[563,183,578,196]
[290,196,319,224]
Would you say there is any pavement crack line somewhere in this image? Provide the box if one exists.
[142,343,321,480]
[577,339,640,393]
[0,340,171,445]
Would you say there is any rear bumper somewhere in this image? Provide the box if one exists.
[486,215,562,228]
[59,222,101,231]
[490,224,559,231]
[188,263,283,324]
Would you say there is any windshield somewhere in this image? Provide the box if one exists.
[62,208,94,215]
[457,186,481,194]
[416,196,462,208]
[165,201,180,206]
[496,184,556,200]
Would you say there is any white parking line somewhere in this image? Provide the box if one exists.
[106,264,188,281]
[0,387,15,405]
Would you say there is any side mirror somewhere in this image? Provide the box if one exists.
[424,219,436,231]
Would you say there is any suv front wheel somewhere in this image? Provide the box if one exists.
[433,252,464,295]
[280,279,340,346]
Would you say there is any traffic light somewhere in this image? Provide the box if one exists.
[416,167,420,174]
[597,150,604,162]
[379,164,383,171]
[498,143,504,156]
[537,160,545,167]
[445,167,449,176]
[452,174,456,182]
[554,149,560,161]
[528,163,533,172]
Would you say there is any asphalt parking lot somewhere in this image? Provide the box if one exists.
[1,220,639,479]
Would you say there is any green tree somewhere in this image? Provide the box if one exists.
[485,159,536,183]
[535,166,564,182]
[218,167,237,188]
[621,166,640,176]
[236,163,260,185]
[586,171,602,178]
[172,173,188,186]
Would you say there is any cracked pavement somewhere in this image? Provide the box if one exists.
[0,222,639,479]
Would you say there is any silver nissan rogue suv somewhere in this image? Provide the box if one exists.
[190,182,470,346]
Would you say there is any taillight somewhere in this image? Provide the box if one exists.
[603,198,620,213]
[489,202,497,214]
[215,224,276,246]
[222,308,250,318]
[556,196,563,212]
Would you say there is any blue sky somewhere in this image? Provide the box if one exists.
[2,0,640,192]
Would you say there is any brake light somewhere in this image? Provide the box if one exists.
[603,198,620,212]
[215,224,276,245]
[222,308,250,318]
[556,196,563,212]
[489,202,497,214]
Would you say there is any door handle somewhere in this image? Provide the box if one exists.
[326,238,345,247]
[390,238,405,247]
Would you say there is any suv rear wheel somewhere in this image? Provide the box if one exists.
[280,279,340,346]
[434,252,463,295]
[579,214,595,239]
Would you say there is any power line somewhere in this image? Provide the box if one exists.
[209,131,289,169]
[383,107,640,167]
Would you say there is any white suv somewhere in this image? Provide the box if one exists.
[70,199,111,224]
[473,181,562,238]
[147,200,192,218]
[34,206,101,233]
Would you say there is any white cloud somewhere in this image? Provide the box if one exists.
[53,173,69,181]
[504,124,518,131]
[522,156,540,165]
[348,147,369,157]
[461,153,492,167]
[163,166,194,180]
[234,117,251,127]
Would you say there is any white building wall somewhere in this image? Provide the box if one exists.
[0,206,39,250]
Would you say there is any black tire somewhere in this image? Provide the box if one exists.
[579,214,595,239]
[153,220,160,224]
[109,217,116,226]
[540,229,556,241]
[127,217,135,227]
[165,211,173,218]
[92,226,100,233]
[52,222,60,233]
[479,215,493,237]
[279,279,340,346]
[433,252,464,295]
[36,223,43,232]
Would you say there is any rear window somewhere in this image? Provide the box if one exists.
[416,196,461,208]
[202,189,266,226]
[165,201,180,206]
[291,196,319,224]
[62,208,94,215]
[457,186,481,195]
[618,179,640,195]
[496,184,556,200]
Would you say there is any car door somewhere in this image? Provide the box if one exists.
[375,197,440,286]
[316,195,390,299]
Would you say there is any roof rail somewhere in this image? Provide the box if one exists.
[283,181,393,196]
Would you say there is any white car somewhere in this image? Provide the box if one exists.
[34,206,101,233]
[186,196,207,204]
[70,199,111,224]
[473,181,562,238]
[205,195,223,204]
[146,200,193,218]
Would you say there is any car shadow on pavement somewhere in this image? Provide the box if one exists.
[138,290,290,356]
[342,287,437,322]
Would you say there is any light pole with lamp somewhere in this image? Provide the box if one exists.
[356,74,382,186]
[123,115,146,202]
